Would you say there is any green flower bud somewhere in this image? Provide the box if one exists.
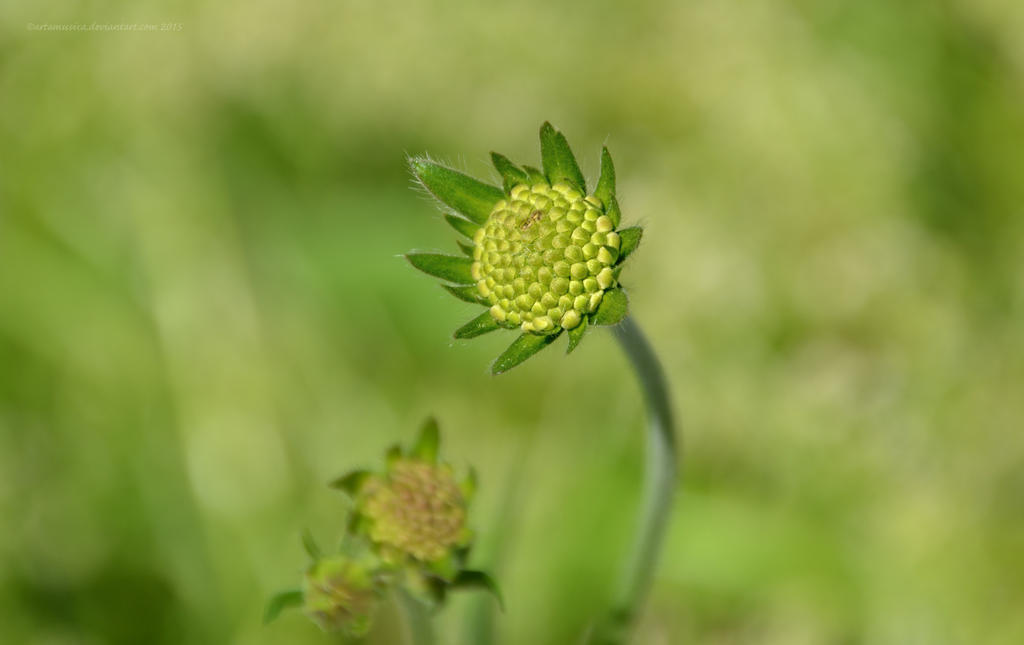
[407,123,644,373]
[302,556,380,635]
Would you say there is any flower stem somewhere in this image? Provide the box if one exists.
[397,589,436,645]
[591,316,679,644]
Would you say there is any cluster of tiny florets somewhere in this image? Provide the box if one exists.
[472,182,620,333]
[362,459,466,562]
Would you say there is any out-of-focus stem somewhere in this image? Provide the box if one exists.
[397,589,436,645]
[590,315,679,644]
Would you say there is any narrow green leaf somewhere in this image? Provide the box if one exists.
[442,284,483,304]
[454,311,500,339]
[451,570,505,611]
[539,122,586,193]
[491,331,561,375]
[491,152,529,193]
[301,529,322,561]
[413,417,440,462]
[329,469,370,495]
[522,165,546,184]
[617,226,643,262]
[405,253,475,285]
[595,147,616,207]
[605,194,622,228]
[566,316,589,354]
[410,157,503,225]
[457,240,475,257]
[263,590,304,625]
[445,214,480,239]
[592,288,629,326]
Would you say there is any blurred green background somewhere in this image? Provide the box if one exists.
[2,1,1023,643]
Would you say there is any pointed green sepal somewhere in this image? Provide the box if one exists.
[539,122,586,192]
[522,165,546,184]
[460,466,477,501]
[410,158,503,225]
[595,147,616,206]
[457,240,474,257]
[605,194,622,228]
[451,570,504,611]
[592,288,629,326]
[413,417,440,462]
[444,214,480,239]
[491,152,529,193]
[428,552,459,582]
[454,311,500,339]
[566,316,589,353]
[330,469,370,496]
[617,227,643,262]
[491,331,561,374]
[442,284,484,305]
[301,529,322,561]
[405,253,475,285]
[263,589,304,625]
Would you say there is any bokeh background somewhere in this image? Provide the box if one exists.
[2,1,1023,643]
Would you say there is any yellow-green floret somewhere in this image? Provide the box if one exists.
[472,182,621,333]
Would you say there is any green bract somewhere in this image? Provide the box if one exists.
[265,419,501,635]
[407,122,643,374]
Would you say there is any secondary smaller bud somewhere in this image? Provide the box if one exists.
[303,556,380,635]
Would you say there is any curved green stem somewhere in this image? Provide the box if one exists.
[591,316,678,643]
[397,590,436,645]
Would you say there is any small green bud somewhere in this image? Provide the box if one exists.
[303,556,381,635]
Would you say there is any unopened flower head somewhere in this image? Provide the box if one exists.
[407,122,643,373]
[361,457,468,562]
[302,556,380,636]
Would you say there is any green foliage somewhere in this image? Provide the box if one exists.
[594,147,617,212]
[412,417,440,462]
[263,590,304,625]
[442,284,485,304]
[540,122,587,193]
[445,214,480,239]
[566,316,589,354]
[330,470,371,496]
[405,253,475,285]
[592,289,629,327]
[491,152,529,192]
[454,311,500,339]
[616,227,642,261]
[491,332,562,375]
[410,158,504,225]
